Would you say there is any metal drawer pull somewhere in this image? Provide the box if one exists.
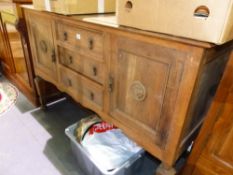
[68,56,73,64]
[93,66,97,76]
[51,49,56,63]
[66,79,72,87]
[88,38,94,50]
[63,32,68,41]
[90,92,95,100]
[39,40,48,53]
[109,76,114,92]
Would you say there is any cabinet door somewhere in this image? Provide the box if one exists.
[26,12,57,81]
[109,36,186,148]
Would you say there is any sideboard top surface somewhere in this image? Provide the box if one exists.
[21,4,220,49]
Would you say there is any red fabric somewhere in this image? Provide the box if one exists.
[0,93,2,102]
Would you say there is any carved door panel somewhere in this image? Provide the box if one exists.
[109,35,186,148]
[26,12,57,81]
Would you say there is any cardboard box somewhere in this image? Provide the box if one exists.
[33,0,116,15]
[117,0,233,44]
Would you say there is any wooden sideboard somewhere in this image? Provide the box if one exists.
[23,6,233,174]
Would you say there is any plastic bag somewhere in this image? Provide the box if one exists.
[75,115,101,142]
[81,121,142,172]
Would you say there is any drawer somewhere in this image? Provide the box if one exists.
[56,23,104,60]
[59,66,104,110]
[58,46,104,84]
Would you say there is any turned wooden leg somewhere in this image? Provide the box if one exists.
[34,76,47,109]
[155,163,176,175]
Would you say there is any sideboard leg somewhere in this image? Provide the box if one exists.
[34,76,47,109]
[34,76,64,109]
[155,163,176,175]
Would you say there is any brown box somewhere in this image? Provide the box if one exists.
[33,0,115,15]
[117,0,233,44]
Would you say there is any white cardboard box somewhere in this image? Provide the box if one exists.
[33,0,115,15]
[117,0,233,44]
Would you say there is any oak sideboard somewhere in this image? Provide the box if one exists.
[23,6,233,174]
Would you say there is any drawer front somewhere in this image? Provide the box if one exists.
[56,22,104,60]
[59,66,104,109]
[58,46,104,84]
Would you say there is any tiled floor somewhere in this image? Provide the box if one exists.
[0,77,159,175]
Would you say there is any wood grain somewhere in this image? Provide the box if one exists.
[181,51,233,175]
[23,7,233,173]
[58,46,105,85]
[25,10,57,83]
[56,22,104,61]
[58,65,104,112]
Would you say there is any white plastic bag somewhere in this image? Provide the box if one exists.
[81,122,142,172]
